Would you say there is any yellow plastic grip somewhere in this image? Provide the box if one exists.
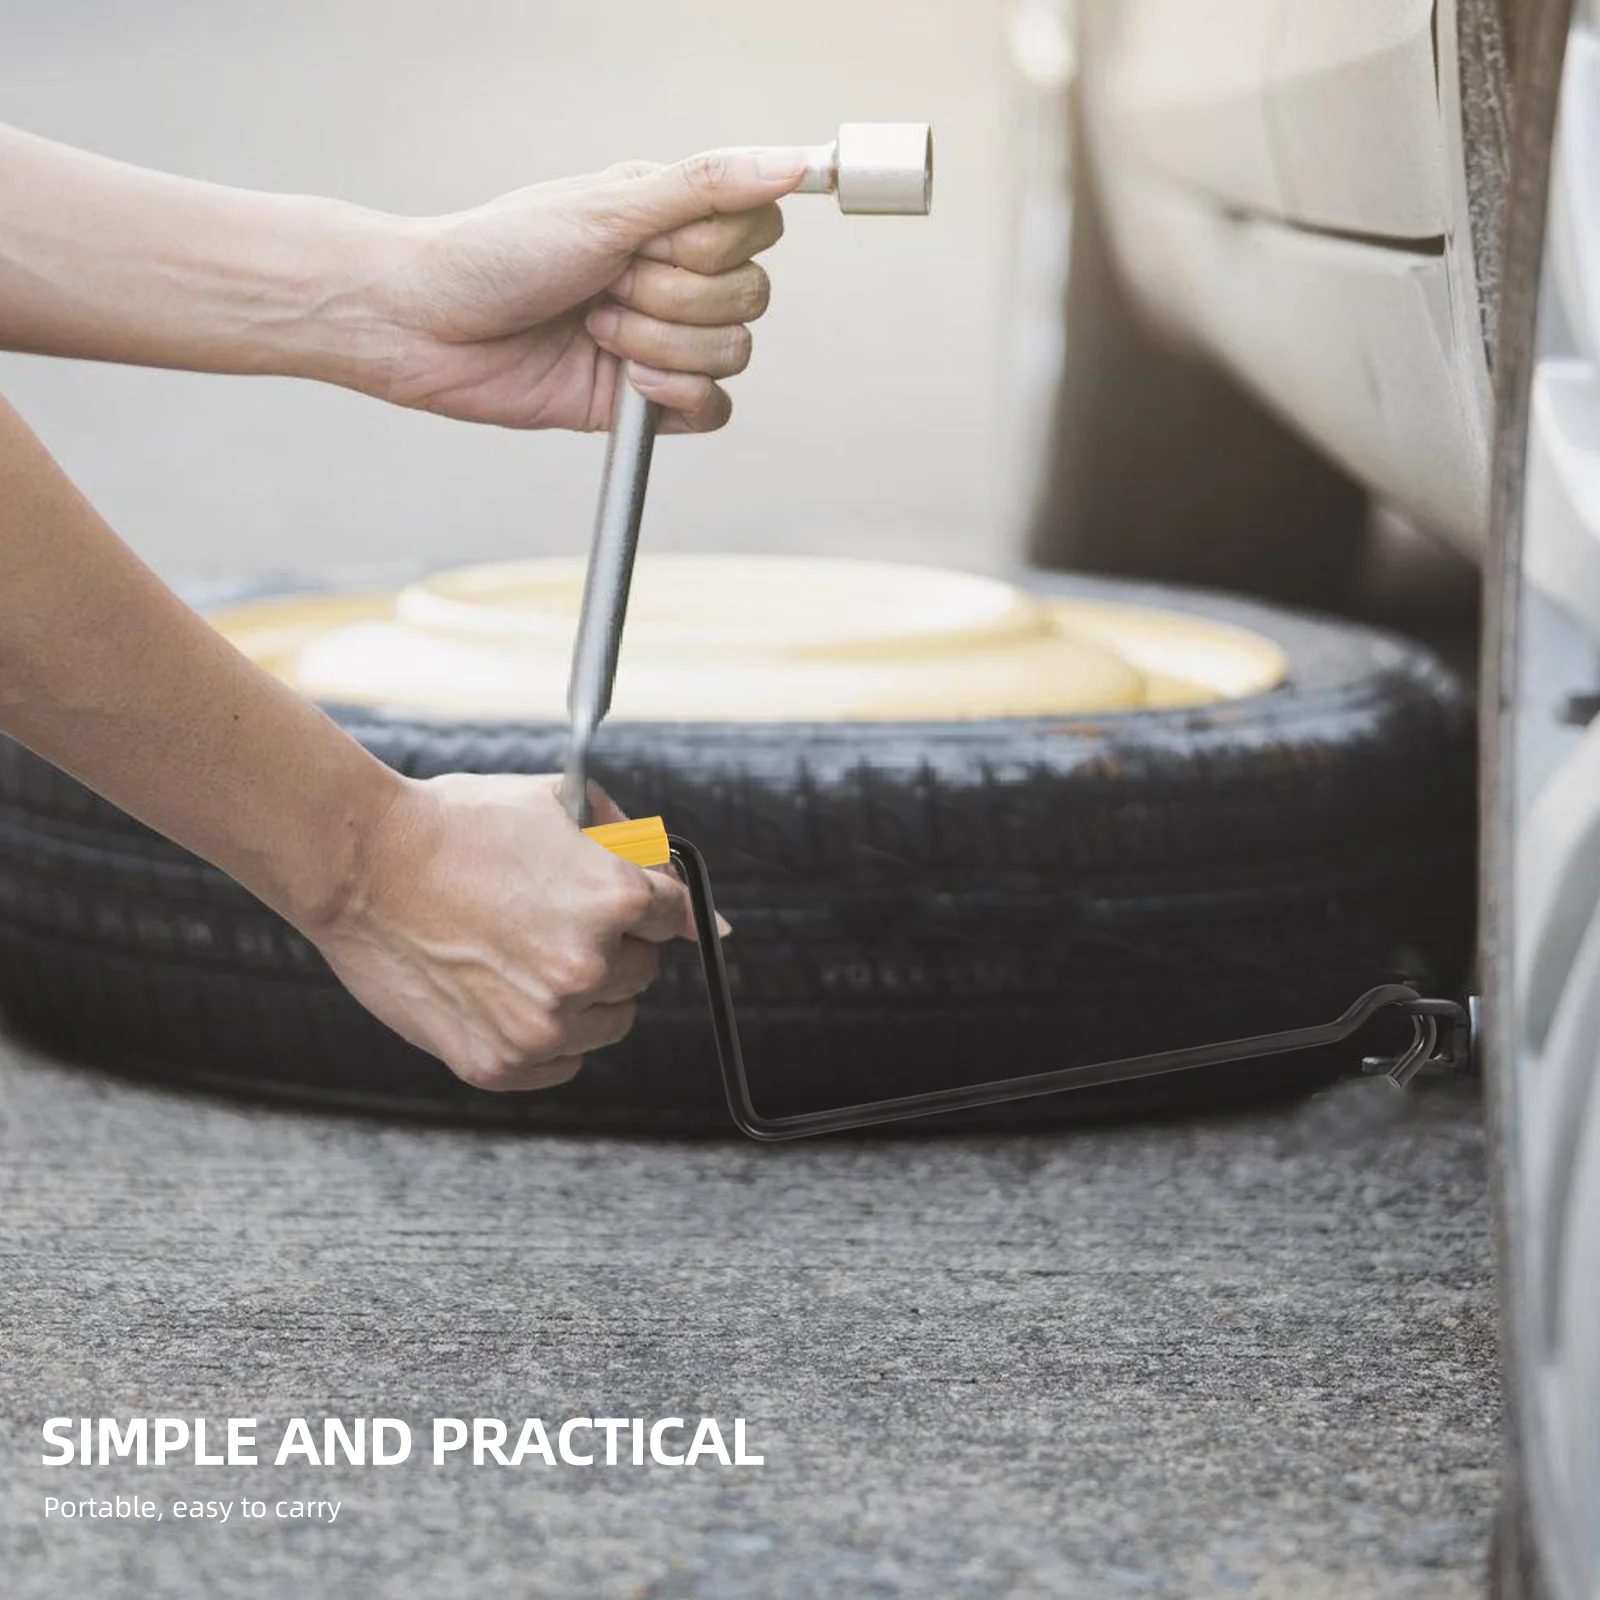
[582,815,672,868]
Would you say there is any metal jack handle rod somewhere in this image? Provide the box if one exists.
[667,836,1470,1141]
[580,821,1475,1141]
[563,379,657,825]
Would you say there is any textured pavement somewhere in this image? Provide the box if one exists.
[0,1046,1498,1599]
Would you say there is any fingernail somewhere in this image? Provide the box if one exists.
[756,147,809,181]
[628,363,669,387]
[715,913,733,939]
[613,265,636,297]
[587,306,620,340]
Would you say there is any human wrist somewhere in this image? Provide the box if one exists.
[258,736,414,942]
[0,128,425,386]
[254,196,418,395]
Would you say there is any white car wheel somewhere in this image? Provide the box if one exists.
[1485,2,1600,1594]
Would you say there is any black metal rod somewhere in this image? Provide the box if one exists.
[667,836,1424,1142]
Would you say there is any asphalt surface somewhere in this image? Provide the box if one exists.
[1,1048,1497,1599]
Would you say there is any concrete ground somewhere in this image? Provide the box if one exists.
[1,1052,1497,1600]
[0,3,1501,1596]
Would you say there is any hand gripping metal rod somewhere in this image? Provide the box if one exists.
[562,378,658,825]
[559,125,933,823]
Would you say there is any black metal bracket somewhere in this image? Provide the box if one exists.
[1359,993,1477,1087]
[668,836,1478,1142]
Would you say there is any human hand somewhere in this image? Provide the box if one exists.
[367,146,810,434]
[307,772,695,1091]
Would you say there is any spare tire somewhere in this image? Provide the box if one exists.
[0,568,1474,1133]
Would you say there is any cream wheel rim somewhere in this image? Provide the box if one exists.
[208,554,1287,721]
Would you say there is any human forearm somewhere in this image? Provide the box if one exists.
[0,123,397,388]
[0,391,697,1089]
[0,126,802,433]
[0,390,400,931]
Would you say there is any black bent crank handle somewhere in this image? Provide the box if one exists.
[584,818,1476,1142]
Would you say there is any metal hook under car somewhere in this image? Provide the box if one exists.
[662,833,1477,1142]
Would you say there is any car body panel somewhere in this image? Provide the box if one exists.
[1087,168,1489,537]
[1270,0,1447,237]
[1078,0,1493,544]
[1082,0,1285,214]
[1081,0,1445,235]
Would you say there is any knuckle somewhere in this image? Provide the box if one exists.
[714,229,751,273]
[724,325,753,374]
[678,373,715,407]
[601,869,653,926]
[669,229,715,275]
[551,944,607,999]
[455,1043,522,1094]
[683,150,730,199]
[665,270,700,318]
[604,1000,639,1046]
[689,386,730,432]
[512,1009,563,1059]
[591,195,647,245]
[742,266,772,318]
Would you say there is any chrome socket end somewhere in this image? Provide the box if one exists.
[795,123,934,215]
